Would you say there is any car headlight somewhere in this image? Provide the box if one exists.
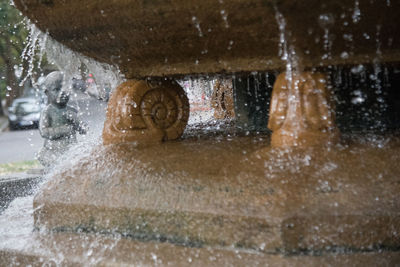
[9,114,17,121]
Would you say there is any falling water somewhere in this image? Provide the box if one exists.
[21,24,124,98]
[6,22,128,175]
[318,13,335,61]
[274,8,304,143]
[191,16,203,37]
[178,78,213,124]
[371,24,388,133]
[18,23,125,139]
[352,0,361,23]
[220,10,229,28]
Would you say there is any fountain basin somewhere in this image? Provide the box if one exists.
[14,0,400,78]
[2,197,400,266]
[1,197,400,266]
[31,135,400,253]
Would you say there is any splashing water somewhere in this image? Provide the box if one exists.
[220,10,229,28]
[16,23,126,170]
[318,13,335,60]
[20,23,124,98]
[352,0,361,23]
[179,78,214,124]
[371,25,388,131]
[192,16,203,37]
[19,23,44,87]
[274,8,304,141]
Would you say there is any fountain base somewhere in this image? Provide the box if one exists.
[1,133,400,263]
[27,134,400,254]
[1,196,400,265]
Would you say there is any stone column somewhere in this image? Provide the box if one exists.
[103,79,189,146]
[268,72,339,148]
[211,79,235,120]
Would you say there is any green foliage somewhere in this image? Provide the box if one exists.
[0,160,40,175]
[0,0,28,100]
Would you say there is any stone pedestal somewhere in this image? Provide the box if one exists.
[30,136,400,254]
[268,72,340,148]
[1,197,400,266]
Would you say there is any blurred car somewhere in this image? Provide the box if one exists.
[8,97,41,130]
[85,73,111,101]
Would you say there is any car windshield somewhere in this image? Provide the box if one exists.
[15,102,40,114]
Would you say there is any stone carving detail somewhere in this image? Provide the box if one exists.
[38,71,87,167]
[268,72,340,148]
[211,79,235,119]
[103,79,189,145]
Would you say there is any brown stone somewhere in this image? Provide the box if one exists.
[102,79,189,146]
[1,221,400,266]
[211,79,235,119]
[1,196,399,266]
[31,135,400,253]
[13,0,400,78]
[268,72,340,148]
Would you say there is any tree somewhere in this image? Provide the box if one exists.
[0,0,28,115]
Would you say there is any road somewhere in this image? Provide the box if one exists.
[0,94,107,164]
[0,129,43,164]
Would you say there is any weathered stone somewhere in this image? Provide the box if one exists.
[13,0,400,78]
[32,136,400,253]
[1,196,399,266]
[1,224,400,266]
[268,72,340,148]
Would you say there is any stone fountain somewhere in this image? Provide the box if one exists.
[1,0,400,265]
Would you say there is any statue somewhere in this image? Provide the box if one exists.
[37,71,87,167]
[268,72,340,148]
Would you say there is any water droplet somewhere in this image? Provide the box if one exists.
[352,0,361,23]
[351,65,364,74]
[192,16,203,37]
[220,10,229,28]
[318,13,335,29]
[340,51,349,59]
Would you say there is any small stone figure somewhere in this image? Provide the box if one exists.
[37,71,87,167]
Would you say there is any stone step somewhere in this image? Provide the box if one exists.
[31,136,400,253]
[1,197,399,266]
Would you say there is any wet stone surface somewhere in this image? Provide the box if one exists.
[1,196,400,266]
[30,126,400,254]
